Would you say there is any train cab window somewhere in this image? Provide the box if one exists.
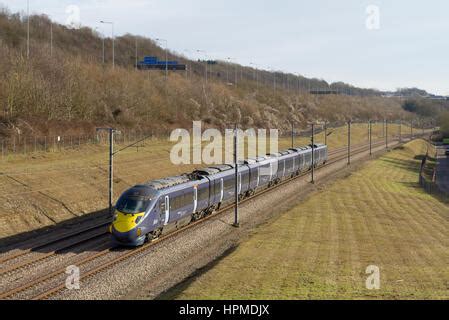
[116,197,150,214]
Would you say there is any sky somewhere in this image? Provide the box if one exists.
[2,0,449,95]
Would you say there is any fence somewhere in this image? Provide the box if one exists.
[0,125,350,159]
[0,122,432,160]
[0,129,173,160]
[418,143,447,197]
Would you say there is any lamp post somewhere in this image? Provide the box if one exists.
[296,73,301,94]
[135,36,138,70]
[100,20,114,68]
[227,57,231,84]
[95,27,105,64]
[234,62,238,86]
[197,49,208,85]
[156,38,168,80]
[274,71,276,92]
[250,62,259,88]
[27,0,30,59]
[183,49,190,80]
[49,16,53,57]
[269,68,276,93]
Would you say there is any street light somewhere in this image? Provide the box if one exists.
[45,14,53,58]
[156,38,168,80]
[100,20,114,68]
[296,73,301,94]
[227,57,232,84]
[135,36,138,70]
[197,49,208,85]
[250,62,259,88]
[271,68,276,92]
[95,27,105,64]
[183,49,190,80]
[27,0,30,59]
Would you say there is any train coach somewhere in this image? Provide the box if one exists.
[110,143,328,246]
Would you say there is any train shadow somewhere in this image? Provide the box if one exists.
[0,207,114,255]
[154,245,239,300]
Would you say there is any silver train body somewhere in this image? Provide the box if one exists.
[111,143,328,246]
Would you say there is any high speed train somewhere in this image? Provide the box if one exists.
[110,143,328,246]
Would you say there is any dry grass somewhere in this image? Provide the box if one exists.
[173,139,449,299]
[0,9,412,140]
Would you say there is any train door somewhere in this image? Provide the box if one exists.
[282,159,286,177]
[193,186,198,213]
[164,195,170,225]
[238,173,242,194]
[256,167,260,187]
[220,178,224,202]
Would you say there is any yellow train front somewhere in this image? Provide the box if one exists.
[110,185,160,246]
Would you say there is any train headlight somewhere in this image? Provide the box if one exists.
[137,228,142,236]
[135,216,142,224]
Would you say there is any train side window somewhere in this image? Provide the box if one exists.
[198,187,208,201]
[160,199,165,211]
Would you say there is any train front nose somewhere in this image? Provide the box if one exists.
[111,225,141,245]
[111,211,145,246]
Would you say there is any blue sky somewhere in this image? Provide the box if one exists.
[2,0,449,95]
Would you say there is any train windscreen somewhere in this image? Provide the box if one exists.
[116,197,151,214]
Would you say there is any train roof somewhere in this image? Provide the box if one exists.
[191,164,234,177]
[309,143,326,148]
[123,184,159,198]
[133,143,325,191]
[143,175,191,190]
[289,146,311,152]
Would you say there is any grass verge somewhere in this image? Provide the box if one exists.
[172,139,449,299]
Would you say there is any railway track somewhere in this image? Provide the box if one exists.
[0,219,110,273]
[0,136,420,300]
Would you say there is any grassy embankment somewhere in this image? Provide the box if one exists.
[0,123,407,239]
[171,139,449,299]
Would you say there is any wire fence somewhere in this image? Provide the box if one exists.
[0,129,174,160]
[0,121,429,160]
[418,144,447,197]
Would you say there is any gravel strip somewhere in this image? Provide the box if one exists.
[0,235,111,295]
